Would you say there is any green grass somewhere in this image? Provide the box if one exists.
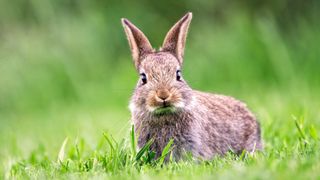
[1,89,320,179]
[1,0,320,179]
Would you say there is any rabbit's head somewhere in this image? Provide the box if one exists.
[122,13,194,115]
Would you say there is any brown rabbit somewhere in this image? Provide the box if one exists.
[121,12,262,160]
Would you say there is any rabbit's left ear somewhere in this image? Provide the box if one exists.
[161,12,192,64]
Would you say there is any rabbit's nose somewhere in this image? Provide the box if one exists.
[156,89,170,101]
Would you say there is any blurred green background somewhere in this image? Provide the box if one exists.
[0,0,320,176]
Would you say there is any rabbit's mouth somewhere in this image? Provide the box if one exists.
[153,106,176,115]
[146,90,185,115]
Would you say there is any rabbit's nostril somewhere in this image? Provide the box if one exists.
[158,95,169,101]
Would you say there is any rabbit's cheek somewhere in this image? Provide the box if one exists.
[170,92,183,106]
[147,96,158,107]
[129,101,137,113]
[173,101,185,109]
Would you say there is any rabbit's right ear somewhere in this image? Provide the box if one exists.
[121,18,153,69]
[161,12,192,65]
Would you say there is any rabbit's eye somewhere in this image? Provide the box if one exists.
[140,73,147,84]
[176,70,182,81]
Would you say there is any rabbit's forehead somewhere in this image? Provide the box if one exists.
[140,53,180,73]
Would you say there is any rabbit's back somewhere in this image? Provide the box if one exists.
[189,91,262,157]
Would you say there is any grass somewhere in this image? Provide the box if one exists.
[1,1,320,179]
[1,88,320,179]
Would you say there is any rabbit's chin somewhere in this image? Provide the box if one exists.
[152,106,177,115]
[146,101,185,116]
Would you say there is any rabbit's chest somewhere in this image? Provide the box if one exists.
[138,122,193,158]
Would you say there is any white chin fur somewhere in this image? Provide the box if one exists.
[173,101,185,108]
[146,105,157,112]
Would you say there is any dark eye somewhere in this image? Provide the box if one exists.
[176,70,182,81]
[140,73,147,84]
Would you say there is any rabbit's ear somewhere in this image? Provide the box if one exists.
[161,12,192,64]
[121,18,153,69]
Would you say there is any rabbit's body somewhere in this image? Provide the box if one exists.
[122,13,262,160]
[131,76,261,159]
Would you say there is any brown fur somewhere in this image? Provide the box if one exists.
[121,12,262,160]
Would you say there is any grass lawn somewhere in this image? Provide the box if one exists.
[1,87,319,179]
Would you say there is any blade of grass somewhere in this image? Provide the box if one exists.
[158,139,174,165]
[309,125,318,140]
[103,132,115,152]
[293,115,306,140]
[131,125,136,155]
[57,137,68,163]
[135,139,154,161]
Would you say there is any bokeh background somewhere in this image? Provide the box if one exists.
[1,0,319,175]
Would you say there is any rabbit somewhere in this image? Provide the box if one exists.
[121,12,262,160]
